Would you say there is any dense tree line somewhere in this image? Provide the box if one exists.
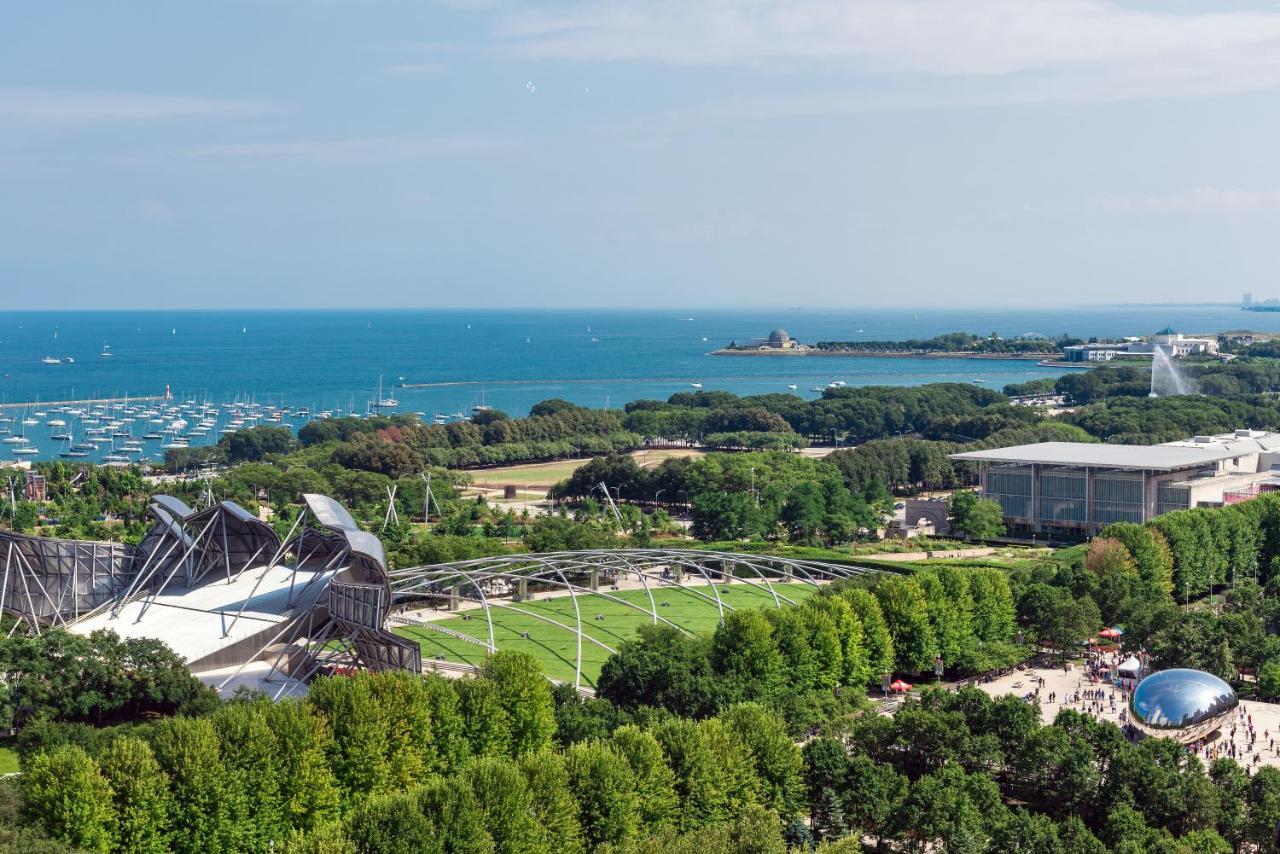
[551,451,887,546]
[826,421,1094,495]
[16,653,813,854]
[801,685,1280,851]
[0,629,214,733]
[622,384,1004,445]
[1011,358,1280,407]
[597,569,1021,732]
[809,331,1077,354]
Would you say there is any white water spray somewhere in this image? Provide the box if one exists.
[1150,344,1194,397]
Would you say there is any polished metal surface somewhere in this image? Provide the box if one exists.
[1130,668,1238,742]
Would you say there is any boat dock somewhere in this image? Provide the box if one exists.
[0,394,170,411]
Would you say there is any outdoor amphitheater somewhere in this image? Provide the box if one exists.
[0,495,881,696]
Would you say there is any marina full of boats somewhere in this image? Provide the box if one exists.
[0,388,496,464]
[0,398,316,464]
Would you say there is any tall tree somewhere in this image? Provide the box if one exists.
[478,651,556,756]
[608,725,679,830]
[266,700,341,832]
[720,703,805,820]
[98,736,171,854]
[148,715,242,853]
[465,756,547,854]
[520,751,584,854]
[22,744,116,853]
[565,742,639,850]
[842,587,895,682]
[873,577,938,674]
[710,610,785,703]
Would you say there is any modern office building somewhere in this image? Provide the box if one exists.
[950,430,1280,536]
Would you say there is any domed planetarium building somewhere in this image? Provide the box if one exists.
[1129,668,1238,743]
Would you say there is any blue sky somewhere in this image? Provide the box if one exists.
[4,0,1280,310]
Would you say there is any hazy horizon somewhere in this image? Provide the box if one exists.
[5,2,1280,310]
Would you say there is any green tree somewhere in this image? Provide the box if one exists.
[415,777,493,854]
[967,568,1017,643]
[959,497,1006,541]
[710,610,784,703]
[842,588,894,681]
[306,674,390,796]
[346,789,439,854]
[99,736,171,854]
[652,718,730,831]
[465,756,547,854]
[266,700,342,832]
[455,678,513,757]
[1100,522,1175,596]
[566,741,639,850]
[720,703,805,820]
[22,744,116,853]
[805,595,868,688]
[521,751,583,854]
[609,725,679,830]
[874,577,938,674]
[213,700,287,847]
[148,715,242,853]
[781,482,827,545]
[1260,661,1280,698]
[478,651,556,756]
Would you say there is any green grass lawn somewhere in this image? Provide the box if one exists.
[0,746,19,775]
[394,581,817,686]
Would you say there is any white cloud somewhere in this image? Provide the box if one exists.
[1103,187,1280,215]
[495,0,1280,102]
[187,134,507,163]
[0,87,263,122]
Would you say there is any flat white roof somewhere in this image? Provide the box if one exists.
[950,441,1236,471]
[71,564,336,664]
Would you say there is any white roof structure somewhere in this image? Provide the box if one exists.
[950,441,1237,471]
[72,563,338,665]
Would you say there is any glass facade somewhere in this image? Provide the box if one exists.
[1092,472,1145,524]
[1157,485,1190,515]
[986,466,1033,519]
[1039,470,1087,524]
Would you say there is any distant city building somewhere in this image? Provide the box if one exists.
[1244,292,1254,307]
[1062,328,1218,362]
[951,429,1280,536]
[23,471,46,502]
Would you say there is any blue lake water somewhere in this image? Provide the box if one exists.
[0,305,1270,462]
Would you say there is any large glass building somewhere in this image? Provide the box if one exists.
[951,430,1280,536]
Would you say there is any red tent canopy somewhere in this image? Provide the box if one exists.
[890,679,912,692]
[1099,627,1121,639]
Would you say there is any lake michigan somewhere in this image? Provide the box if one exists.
[1,304,1274,461]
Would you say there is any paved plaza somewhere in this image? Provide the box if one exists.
[975,657,1280,773]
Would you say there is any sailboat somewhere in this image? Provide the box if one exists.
[59,434,88,458]
[372,377,398,411]
[100,341,112,357]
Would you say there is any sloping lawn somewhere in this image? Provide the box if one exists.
[395,581,817,686]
